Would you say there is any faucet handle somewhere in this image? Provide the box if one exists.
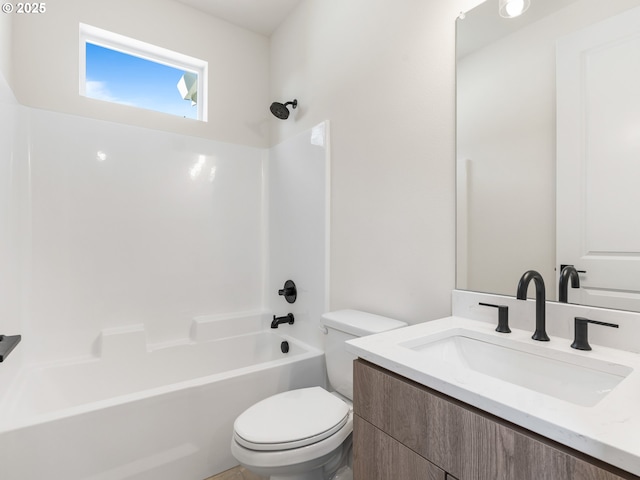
[479,303,511,333]
[278,280,297,304]
[571,317,619,351]
[560,264,587,274]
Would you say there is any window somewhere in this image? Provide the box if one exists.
[79,24,208,121]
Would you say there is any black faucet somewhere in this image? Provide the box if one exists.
[271,313,295,329]
[558,265,580,303]
[516,270,550,341]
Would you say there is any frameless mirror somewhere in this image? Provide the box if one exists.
[456,0,640,310]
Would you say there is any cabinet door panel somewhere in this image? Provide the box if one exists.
[354,414,445,480]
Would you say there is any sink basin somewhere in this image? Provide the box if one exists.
[401,330,632,407]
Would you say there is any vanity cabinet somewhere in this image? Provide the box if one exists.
[353,359,639,480]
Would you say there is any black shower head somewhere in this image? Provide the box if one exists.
[270,99,298,120]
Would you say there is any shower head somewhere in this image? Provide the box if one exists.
[270,99,298,120]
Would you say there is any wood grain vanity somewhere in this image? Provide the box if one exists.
[353,359,640,480]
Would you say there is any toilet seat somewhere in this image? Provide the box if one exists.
[233,387,350,451]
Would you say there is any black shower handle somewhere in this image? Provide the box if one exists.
[278,280,297,303]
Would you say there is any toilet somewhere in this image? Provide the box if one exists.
[230,309,407,480]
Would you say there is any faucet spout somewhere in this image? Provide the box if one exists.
[558,265,580,303]
[271,313,295,329]
[516,270,550,341]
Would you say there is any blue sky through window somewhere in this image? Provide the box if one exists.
[85,43,198,119]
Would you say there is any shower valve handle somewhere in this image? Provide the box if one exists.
[278,280,297,304]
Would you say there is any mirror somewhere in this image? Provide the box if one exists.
[456,0,640,310]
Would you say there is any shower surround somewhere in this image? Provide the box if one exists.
[0,73,330,478]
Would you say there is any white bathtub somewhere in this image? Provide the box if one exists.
[0,323,325,480]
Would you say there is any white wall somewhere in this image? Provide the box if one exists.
[270,0,483,324]
[6,1,273,364]
[1,1,335,366]
[11,0,270,148]
[0,10,10,82]
[0,63,28,382]
[12,106,265,364]
[267,122,329,349]
[0,66,20,336]
[1,0,498,365]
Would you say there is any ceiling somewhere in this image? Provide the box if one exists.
[175,0,302,36]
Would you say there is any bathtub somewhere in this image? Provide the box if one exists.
[0,316,325,480]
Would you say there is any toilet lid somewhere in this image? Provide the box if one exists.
[234,387,350,451]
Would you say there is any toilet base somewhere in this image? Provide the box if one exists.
[237,447,339,480]
[236,433,352,480]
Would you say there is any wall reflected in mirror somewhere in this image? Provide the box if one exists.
[456,0,640,310]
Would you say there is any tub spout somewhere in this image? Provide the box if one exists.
[271,313,295,328]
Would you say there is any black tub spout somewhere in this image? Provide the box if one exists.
[271,313,295,329]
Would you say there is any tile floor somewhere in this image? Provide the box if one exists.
[205,465,267,480]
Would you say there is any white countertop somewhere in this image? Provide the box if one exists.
[346,316,640,476]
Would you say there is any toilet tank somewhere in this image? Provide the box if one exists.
[320,310,407,400]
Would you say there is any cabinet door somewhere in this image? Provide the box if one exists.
[354,415,446,480]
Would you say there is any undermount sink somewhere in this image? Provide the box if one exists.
[400,330,632,407]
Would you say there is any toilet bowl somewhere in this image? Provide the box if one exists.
[231,388,353,480]
[230,310,407,480]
